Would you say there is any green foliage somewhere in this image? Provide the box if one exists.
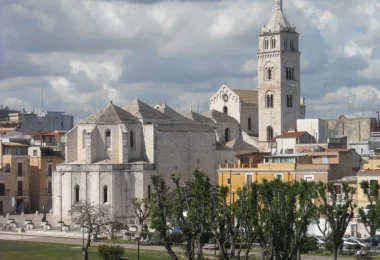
[358,180,380,238]
[150,232,162,245]
[131,198,151,229]
[167,232,184,244]
[314,182,357,259]
[97,245,124,260]
[139,231,151,239]
[300,237,319,253]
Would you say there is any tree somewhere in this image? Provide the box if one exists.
[131,198,151,232]
[68,201,119,260]
[251,179,315,260]
[314,182,357,260]
[171,170,216,260]
[150,175,178,260]
[358,180,380,248]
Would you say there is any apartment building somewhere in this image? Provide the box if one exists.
[0,141,30,214]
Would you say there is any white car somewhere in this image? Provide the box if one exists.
[343,238,370,250]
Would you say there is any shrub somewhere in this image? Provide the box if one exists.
[300,236,319,253]
[167,232,184,244]
[150,232,162,245]
[139,231,151,239]
[201,232,214,246]
[98,245,125,260]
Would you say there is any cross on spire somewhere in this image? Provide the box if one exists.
[275,0,283,11]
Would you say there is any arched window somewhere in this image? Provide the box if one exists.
[287,95,293,107]
[248,118,252,131]
[271,37,276,49]
[223,106,228,114]
[264,38,269,50]
[225,128,230,142]
[105,130,111,149]
[130,131,134,148]
[266,68,273,81]
[266,92,273,108]
[82,130,86,150]
[103,186,108,203]
[148,185,151,200]
[75,185,80,202]
[267,126,274,142]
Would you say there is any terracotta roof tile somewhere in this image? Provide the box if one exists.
[276,131,307,139]
[358,169,380,175]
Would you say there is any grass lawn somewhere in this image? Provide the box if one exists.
[0,240,174,260]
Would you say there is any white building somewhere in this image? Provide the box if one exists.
[297,119,337,144]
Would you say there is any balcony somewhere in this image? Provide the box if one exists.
[0,164,11,173]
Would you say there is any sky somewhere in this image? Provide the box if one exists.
[1,0,380,121]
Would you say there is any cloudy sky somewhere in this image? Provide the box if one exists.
[1,0,380,121]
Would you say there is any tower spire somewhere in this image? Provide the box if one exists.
[275,0,283,11]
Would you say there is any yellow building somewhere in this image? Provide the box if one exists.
[363,158,380,170]
[0,141,30,214]
[356,169,380,209]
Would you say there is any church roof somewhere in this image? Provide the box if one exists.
[79,102,137,125]
[262,0,295,34]
[123,99,169,120]
[231,90,258,104]
[225,137,258,152]
[202,110,239,123]
[183,110,214,124]
[156,124,214,133]
[155,103,193,123]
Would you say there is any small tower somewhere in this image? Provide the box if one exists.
[258,0,301,151]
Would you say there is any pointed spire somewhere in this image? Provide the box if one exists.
[275,0,283,11]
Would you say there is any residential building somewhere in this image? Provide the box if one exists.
[28,132,65,212]
[0,141,30,214]
[363,157,380,170]
[271,131,315,155]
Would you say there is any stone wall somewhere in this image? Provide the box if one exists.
[240,104,259,136]
[210,85,241,123]
[65,126,78,163]
[327,116,374,143]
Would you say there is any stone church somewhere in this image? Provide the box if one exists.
[53,0,305,218]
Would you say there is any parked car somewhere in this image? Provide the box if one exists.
[363,235,380,247]
[343,238,371,250]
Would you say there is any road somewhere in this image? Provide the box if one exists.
[0,233,354,259]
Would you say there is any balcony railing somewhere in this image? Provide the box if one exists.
[219,163,255,169]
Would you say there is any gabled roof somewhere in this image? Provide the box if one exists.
[225,137,258,152]
[231,90,258,104]
[183,110,213,124]
[123,99,169,120]
[79,102,137,125]
[155,103,193,123]
[202,110,238,123]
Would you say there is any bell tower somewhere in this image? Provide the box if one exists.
[258,0,301,152]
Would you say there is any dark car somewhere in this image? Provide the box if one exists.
[363,235,380,247]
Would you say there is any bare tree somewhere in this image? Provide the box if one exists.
[68,201,119,260]
[131,198,151,232]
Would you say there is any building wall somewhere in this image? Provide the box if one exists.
[275,138,296,154]
[215,121,240,143]
[240,104,259,136]
[357,175,380,209]
[155,130,217,184]
[363,159,380,170]
[327,116,373,143]
[209,85,241,123]
[65,126,78,163]
[297,119,337,143]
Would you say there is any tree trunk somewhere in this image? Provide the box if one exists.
[332,247,338,260]
[186,237,195,260]
[230,235,236,257]
[164,243,179,260]
[82,247,88,260]
[196,228,204,260]
[82,233,91,260]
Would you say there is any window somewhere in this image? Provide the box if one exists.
[266,68,273,81]
[17,181,23,196]
[17,163,23,177]
[103,186,108,203]
[286,67,295,80]
[284,39,288,49]
[0,184,5,196]
[275,173,283,181]
[75,185,80,202]
[290,40,296,50]
[322,156,328,164]
[304,176,314,182]
[130,131,134,148]
[33,150,37,156]
[47,164,52,177]
[335,185,342,194]
[82,130,86,149]
[267,126,274,142]
[148,185,151,200]
[287,95,293,107]
[248,118,251,130]
[223,106,228,115]
[271,37,276,49]
[266,92,273,108]
[227,178,231,185]
[264,38,269,50]
[225,128,230,142]
[47,181,52,194]
[246,175,253,185]
[105,130,111,149]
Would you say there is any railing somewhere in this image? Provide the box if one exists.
[0,164,11,173]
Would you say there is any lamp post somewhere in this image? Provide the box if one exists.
[59,172,65,232]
